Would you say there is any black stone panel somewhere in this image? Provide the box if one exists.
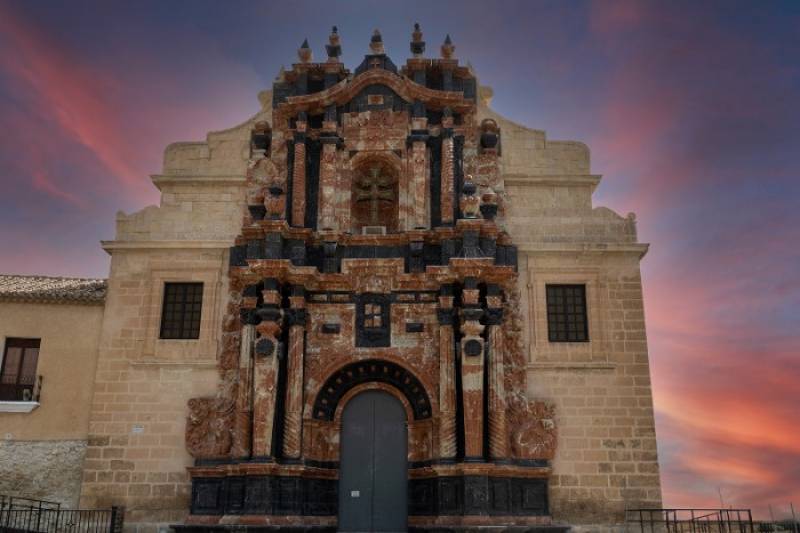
[191,475,336,518]
[224,477,246,515]
[229,245,248,267]
[355,293,391,347]
[190,478,225,515]
[407,476,549,517]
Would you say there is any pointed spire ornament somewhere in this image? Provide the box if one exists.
[326,25,342,61]
[441,34,455,59]
[298,38,312,63]
[369,29,385,55]
[410,22,425,57]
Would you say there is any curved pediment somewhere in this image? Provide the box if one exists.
[277,68,474,116]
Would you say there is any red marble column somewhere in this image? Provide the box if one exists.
[231,323,254,457]
[486,291,509,460]
[291,121,307,227]
[411,139,428,229]
[460,282,485,459]
[318,135,338,231]
[440,114,455,225]
[282,290,306,459]
[438,291,457,459]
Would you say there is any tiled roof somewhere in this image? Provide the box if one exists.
[0,274,107,304]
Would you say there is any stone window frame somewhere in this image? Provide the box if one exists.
[526,266,609,364]
[141,267,221,363]
[544,284,589,342]
[159,282,204,340]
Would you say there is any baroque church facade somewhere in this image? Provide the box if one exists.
[0,27,661,532]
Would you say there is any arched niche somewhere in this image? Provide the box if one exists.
[349,152,402,234]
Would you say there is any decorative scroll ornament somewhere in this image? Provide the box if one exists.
[510,401,558,460]
[186,397,234,458]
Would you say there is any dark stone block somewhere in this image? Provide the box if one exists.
[405,322,424,333]
[243,476,271,514]
[321,323,340,334]
[246,239,263,260]
[191,478,224,515]
[438,477,463,515]
[264,233,283,259]
[489,477,511,515]
[228,245,248,267]
[464,476,489,515]
[224,477,246,514]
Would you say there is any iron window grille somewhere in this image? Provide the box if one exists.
[0,338,41,402]
[159,282,203,339]
[546,284,589,342]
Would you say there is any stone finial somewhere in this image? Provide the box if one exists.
[460,175,481,219]
[441,34,455,59]
[298,38,312,63]
[410,22,425,57]
[370,29,385,54]
[326,26,342,61]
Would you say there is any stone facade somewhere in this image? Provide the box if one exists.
[1,25,661,532]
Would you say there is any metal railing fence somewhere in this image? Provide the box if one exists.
[627,508,755,533]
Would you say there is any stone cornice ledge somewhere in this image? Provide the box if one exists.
[503,174,602,192]
[517,242,649,258]
[0,401,40,413]
[151,174,246,190]
[102,240,232,253]
[527,362,616,372]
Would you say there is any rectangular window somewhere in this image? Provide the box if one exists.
[0,338,40,401]
[546,284,589,342]
[160,282,203,339]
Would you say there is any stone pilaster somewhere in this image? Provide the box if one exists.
[282,287,306,459]
[437,285,457,459]
[486,285,508,460]
[460,278,485,460]
[409,118,429,229]
[252,280,283,457]
[440,113,455,225]
[231,321,255,458]
[291,120,307,227]
[318,132,338,231]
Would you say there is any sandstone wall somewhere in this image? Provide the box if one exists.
[80,127,250,530]
[489,87,663,524]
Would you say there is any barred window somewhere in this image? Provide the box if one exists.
[364,303,383,328]
[160,282,203,339]
[546,284,588,342]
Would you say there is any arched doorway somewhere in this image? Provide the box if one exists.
[338,390,407,532]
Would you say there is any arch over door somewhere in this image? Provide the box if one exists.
[339,390,407,532]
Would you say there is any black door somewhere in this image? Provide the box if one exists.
[339,390,407,532]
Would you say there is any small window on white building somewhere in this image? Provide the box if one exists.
[0,338,40,401]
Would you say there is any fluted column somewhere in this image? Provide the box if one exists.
[231,321,255,458]
[291,119,307,227]
[440,111,455,225]
[282,287,306,459]
[486,285,509,460]
[437,285,457,459]
[252,280,283,457]
[460,278,485,460]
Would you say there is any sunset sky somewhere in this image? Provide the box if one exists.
[0,0,798,518]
